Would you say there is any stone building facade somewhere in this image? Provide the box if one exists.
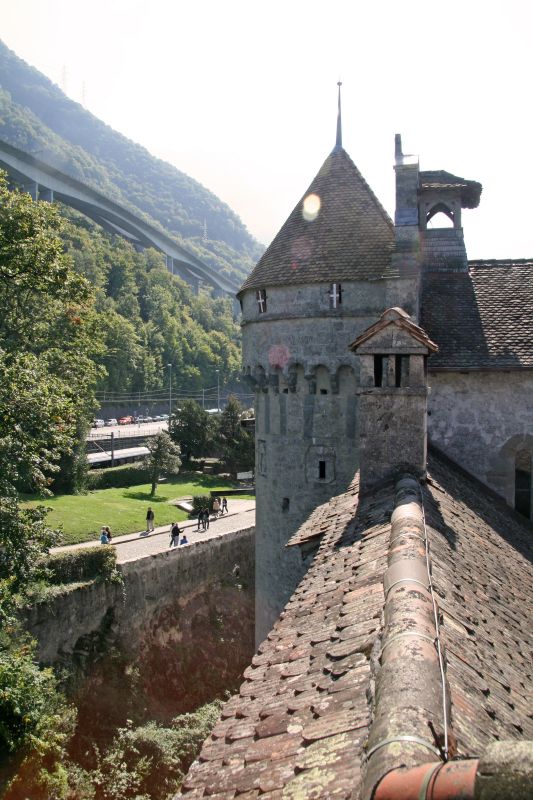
[239,112,533,640]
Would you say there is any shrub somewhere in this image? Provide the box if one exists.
[88,699,223,800]
[87,462,148,491]
[0,632,76,799]
[45,546,117,585]
[190,495,211,517]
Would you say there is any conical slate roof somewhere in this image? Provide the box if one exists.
[239,147,394,294]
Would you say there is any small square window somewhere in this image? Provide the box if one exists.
[256,289,267,313]
[329,283,342,309]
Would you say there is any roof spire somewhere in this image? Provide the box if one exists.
[335,81,342,151]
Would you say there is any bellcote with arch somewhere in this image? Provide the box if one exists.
[418,170,482,231]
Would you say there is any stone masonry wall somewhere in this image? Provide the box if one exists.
[428,371,533,511]
[241,278,419,643]
[25,528,255,721]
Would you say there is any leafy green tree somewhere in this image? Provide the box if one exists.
[0,176,98,793]
[169,400,213,462]
[0,632,77,800]
[215,396,255,477]
[145,432,182,496]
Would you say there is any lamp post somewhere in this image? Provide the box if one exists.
[216,369,220,411]
[167,363,172,421]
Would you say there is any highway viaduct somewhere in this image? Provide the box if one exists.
[0,139,240,300]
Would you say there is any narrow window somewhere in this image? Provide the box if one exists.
[394,355,402,387]
[318,460,326,480]
[515,450,531,518]
[374,355,384,387]
[329,283,342,309]
[320,388,328,395]
[256,288,267,313]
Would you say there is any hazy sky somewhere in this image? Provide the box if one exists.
[1,0,532,259]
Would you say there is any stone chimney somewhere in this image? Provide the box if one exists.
[349,308,438,493]
[391,135,421,280]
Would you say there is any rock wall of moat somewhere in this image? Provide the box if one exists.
[24,528,255,737]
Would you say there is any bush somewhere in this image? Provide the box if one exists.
[87,462,148,491]
[190,495,211,517]
[0,632,76,799]
[45,546,117,585]
[88,699,223,800]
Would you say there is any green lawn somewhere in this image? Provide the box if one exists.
[22,474,249,545]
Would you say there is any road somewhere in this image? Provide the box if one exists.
[88,420,168,439]
[52,499,256,564]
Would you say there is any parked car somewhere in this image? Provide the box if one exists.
[118,415,133,425]
[93,418,105,428]
[105,418,118,426]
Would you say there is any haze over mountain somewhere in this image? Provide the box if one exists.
[0,39,263,285]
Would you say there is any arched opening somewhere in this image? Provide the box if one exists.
[426,202,454,229]
[514,450,531,518]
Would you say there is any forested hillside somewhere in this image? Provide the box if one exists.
[0,39,263,284]
[61,206,242,395]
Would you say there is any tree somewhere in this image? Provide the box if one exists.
[145,432,182,496]
[169,400,213,462]
[215,395,255,478]
[0,176,98,794]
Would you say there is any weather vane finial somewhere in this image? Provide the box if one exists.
[335,80,342,150]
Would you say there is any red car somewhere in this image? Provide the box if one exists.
[118,415,133,425]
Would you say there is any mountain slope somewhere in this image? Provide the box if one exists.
[0,40,263,283]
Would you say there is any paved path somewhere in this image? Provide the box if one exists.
[52,499,256,564]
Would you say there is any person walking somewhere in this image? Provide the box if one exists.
[146,506,155,533]
[105,526,112,542]
[204,507,210,530]
[169,521,181,547]
[197,509,203,531]
[100,527,109,544]
[222,497,228,515]
[212,498,220,517]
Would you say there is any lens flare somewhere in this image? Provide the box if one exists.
[302,193,321,221]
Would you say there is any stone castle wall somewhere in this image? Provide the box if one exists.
[241,277,419,641]
[428,371,533,512]
[25,527,255,708]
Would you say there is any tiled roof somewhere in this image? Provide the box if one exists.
[419,170,482,208]
[420,259,533,370]
[179,451,533,798]
[349,306,438,353]
[239,148,394,294]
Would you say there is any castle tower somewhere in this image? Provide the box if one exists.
[349,307,438,493]
[239,92,419,642]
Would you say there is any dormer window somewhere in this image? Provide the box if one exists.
[256,288,267,313]
[329,283,342,309]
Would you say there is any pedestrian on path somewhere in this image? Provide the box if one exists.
[222,497,228,515]
[146,506,155,532]
[212,498,220,517]
[179,534,188,546]
[169,521,181,547]
[197,509,203,531]
[100,527,109,544]
[105,526,112,542]
[205,508,210,530]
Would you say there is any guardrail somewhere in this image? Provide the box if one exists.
[87,425,165,441]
